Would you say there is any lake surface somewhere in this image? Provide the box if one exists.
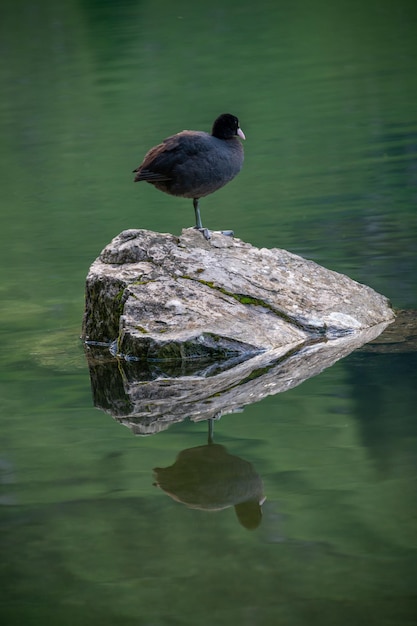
[1,0,416,624]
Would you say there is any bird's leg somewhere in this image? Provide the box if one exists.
[193,198,202,229]
[193,198,211,240]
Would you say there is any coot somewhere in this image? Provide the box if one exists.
[133,113,245,237]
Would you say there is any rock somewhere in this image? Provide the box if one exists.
[82,228,395,361]
[82,227,396,433]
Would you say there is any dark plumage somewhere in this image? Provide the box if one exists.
[133,113,245,235]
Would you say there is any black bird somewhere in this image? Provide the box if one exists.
[133,113,245,237]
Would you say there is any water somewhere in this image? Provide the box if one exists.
[1,0,416,624]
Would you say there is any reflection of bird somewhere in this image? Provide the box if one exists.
[153,419,264,530]
[133,114,245,237]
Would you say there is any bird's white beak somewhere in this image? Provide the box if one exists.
[237,127,246,140]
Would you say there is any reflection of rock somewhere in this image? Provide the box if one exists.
[154,422,265,530]
[359,309,417,353]
[85,321,392,435]
[82,228,395,361]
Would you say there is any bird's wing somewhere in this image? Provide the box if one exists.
[133,132,212,182]
[133,143,173,181]
[133,167,171,182]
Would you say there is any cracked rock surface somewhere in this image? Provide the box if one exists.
[82,228,395,361]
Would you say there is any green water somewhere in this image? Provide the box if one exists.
[1,0,416,624]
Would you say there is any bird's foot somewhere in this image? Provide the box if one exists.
[192,227,233,240]
[194,226,212,240]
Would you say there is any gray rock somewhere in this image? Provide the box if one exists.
[82,228,395,361]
